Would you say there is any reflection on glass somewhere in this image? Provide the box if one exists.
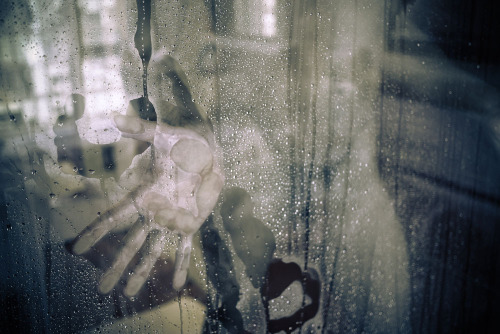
[1,0,499,333]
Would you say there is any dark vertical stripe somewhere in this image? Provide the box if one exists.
[135,0,153,98]
[287,0,298,255]
[320,13,337,331]
[303,0,319,272]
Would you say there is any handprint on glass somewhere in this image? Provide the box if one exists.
[71,55,224,296]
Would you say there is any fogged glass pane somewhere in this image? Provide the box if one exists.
[1,0,499,333]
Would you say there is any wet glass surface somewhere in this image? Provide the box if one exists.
[1,0,499,333]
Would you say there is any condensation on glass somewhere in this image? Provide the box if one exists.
[1,0,499,333]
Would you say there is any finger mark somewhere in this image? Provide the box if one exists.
[114,115,144,133]
[114,115,155,142]
[98,271,121,295]
[173,234,193,290]
[124,232,166,297]
[124,274,146,298]
[173,267,188,291]
[98,221,149,294]
[72,234,95,255]
[73,202,138,254]
[115,221,149,264]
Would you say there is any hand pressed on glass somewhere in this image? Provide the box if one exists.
[72,55,223,296]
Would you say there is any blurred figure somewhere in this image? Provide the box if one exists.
[53,94,87,176]
[54,93,120,178]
